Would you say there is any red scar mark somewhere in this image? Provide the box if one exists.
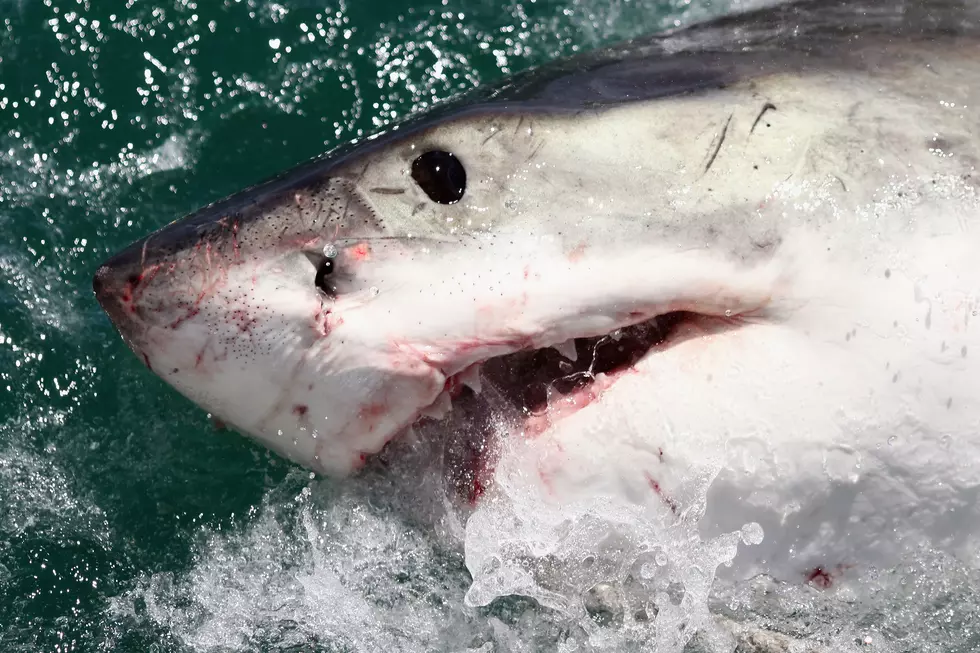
[348,242,371,262]
[231,309,259,335]
[358,402,386,431]
[568,242,587,262]
[169,307,200,330]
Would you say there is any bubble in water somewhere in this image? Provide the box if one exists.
[740,522,764,546]
[323,243,338,258]
[369,286,380,297]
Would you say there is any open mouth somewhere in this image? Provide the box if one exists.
[402,311,741,503]
[478,312,691,428]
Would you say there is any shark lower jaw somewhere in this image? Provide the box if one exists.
[379,310,744,498]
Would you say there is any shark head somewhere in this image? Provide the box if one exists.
[93,100,785,477]
[92,0,980,595]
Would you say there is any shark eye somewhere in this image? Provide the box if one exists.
[314,257,334,294]
[411,150,466,204]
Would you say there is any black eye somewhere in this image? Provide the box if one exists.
[314,257,334,294]
[411,150,466,204]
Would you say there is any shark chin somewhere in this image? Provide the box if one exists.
[94,0,980,631]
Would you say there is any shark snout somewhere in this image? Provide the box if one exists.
[92,230,190,346]
[93,240,150,335]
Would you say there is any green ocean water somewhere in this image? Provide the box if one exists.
[8,1,980,651]
[0,1,750,650]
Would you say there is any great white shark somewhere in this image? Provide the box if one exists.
[94,0,980,604]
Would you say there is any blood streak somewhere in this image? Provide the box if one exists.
[312,303,338,338]
[804,564,851,589]
[644,471,679,514]
[523,372,620,438]
[444,376,464,398]
[805,567,834,589]
[464,439,493,505]
[231,220,241,260]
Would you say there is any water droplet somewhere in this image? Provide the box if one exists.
[741,522,764,545]
[887,435,897,446]
[322,243,338,258]
[369,286,380,297]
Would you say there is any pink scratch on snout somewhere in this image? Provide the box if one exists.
[118,262,163,314]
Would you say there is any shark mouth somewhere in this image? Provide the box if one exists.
[399,311,737,503]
